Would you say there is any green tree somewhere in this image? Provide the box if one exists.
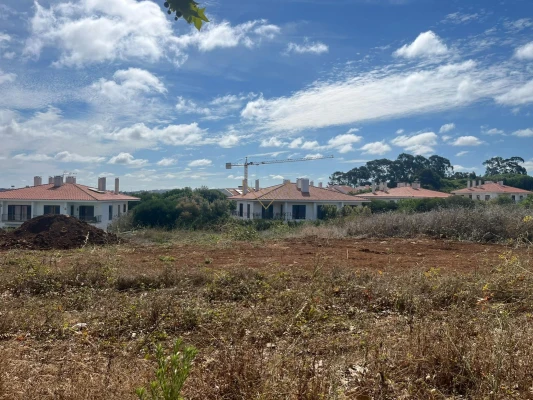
[163,0,209,30]
[429,155,454,177]
[483,156,527,176]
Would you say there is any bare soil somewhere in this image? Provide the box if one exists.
[0,215,118,250]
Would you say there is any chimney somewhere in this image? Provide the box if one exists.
[372,182,376,193]
[318,182,323,188]
[98,177,107,192]
[301,178,310,194]
[297,178,302,190]
[478,180,482,187]
[115,178,120,194]
[53,175,63,188]
[498,180,504,186]
[65,176,77,184]
[310,181,314,187]
[242,179,248,195]
[255,179,260,191]
[467,180,471,188]
[412,181,420,190]
[283,179,291,185]
[34,176,42,187]
[48,176,54,184]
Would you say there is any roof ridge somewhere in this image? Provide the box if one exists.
[254,183,285,199]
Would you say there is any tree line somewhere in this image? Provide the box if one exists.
[329,154,531,192]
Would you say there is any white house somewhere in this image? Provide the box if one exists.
[451,180,532,202]
[229,179,369,221]
[0,176,140,230]
[354,182,451,202]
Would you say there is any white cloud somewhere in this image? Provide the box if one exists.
[505,18,533,32]
[54,151,106,163]
[91,68,166,103]
[241,60,516,133]
[227,174,244,180]
[172,19,280,52]
[346,128,360,134]
[515,42,533,60]
[496,80,533,106]
[108,152,148,167]
[456,151,469,157]
[175,96,211,115]
[443,12,480,24]
[513,128,533,137]
[396,129,404,134]
[482,127,505,135]
[260,137,286,147]
[439,123,455,133]
[285,40,329,55]
[391,132,438,155]
[24,1,278,67]
[442,135,452,142]
[188,159,212,167]
[326,133,363,153]
[289,137,303,149]
[107,122,207,146]
[157,158,178,166]
[270,175,284,180]
[453,165,478,172]
[219,133,241,148]
[393,31,448,59]
[451,136,483,146]
[0,69,16,85]
[360,141,392,155]
[12,153,52,162]
[304,153,324,159]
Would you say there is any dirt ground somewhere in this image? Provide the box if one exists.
[115,236,530,273]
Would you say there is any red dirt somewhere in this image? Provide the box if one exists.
[122,236,530,273]
[0,215,118,250]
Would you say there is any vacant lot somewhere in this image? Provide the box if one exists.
[1,234,533,399]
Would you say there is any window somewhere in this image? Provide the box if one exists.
[43,205,60,215]
[485,195,490,201]
[79,206,95,222]
[476,195,480,200]
[70,205,74,216]
[292,205,306,220]
[469,195,472,199]
[247,204,251,219]
[239,203,244,217]
[262,205,274,220]
[109,205,113,221]
[123,204,127,213]
[520,196,524,201]
[7,205,31,222]
[118,205,121,217]
[317,205,326,220]
[512,195,516,202]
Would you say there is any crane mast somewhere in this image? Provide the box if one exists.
[226,155,334,194]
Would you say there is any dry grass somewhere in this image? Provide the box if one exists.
[1,239,533,399]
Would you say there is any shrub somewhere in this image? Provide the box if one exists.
[368,200,399,213]
[137,338,197,400]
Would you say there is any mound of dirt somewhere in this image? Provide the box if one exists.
[0,215,119,250]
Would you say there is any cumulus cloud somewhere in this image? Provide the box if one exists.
[360,141,392,155]
[157,157,178,166]
[176,96,211,116]
[107,122,207,147]
[240,60,518,133]
[396,129,404,134]
[91,68,166,103]
[515,42,533,60]
[108,152,148,167]
[391,132,438,155]
[513,128,533,137]
[482,127,505,135]
[285,40,329,55]
[188,159,212,167]
[451,136,483,146]
[259,133,362,153]
[218,133,241,148]
[439,123,455,133]
[24,1,279,67]
[394,31,448,59]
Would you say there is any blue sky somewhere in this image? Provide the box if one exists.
[0,0,532,190]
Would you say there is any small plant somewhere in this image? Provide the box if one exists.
[136,338,198,400]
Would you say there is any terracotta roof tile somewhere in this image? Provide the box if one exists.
[355,186,450,199]
[0,183,140,201]
[451,182,532,195]
[229,183,369,202]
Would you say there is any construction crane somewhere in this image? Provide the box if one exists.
[226,155,334,194]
